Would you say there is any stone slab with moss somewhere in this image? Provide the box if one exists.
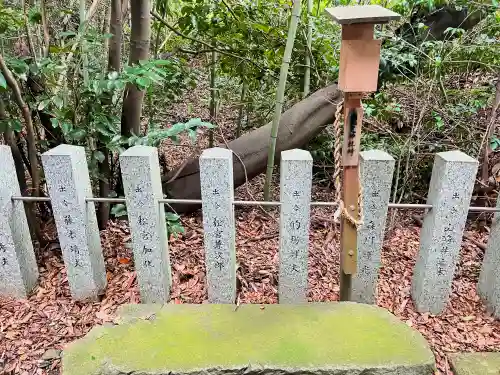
[62,303,435,375]
[449,352,500,375]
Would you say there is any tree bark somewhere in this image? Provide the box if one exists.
[481,75,500,183]
[97,0,123,229]
[0,99,26,194]
[102,2,111,65]
[164,84,341,213]
[120,0,151,137]
[236,81,247,138]
[0,54,40,198]
[108,0,122,72]
[0,99,39,240]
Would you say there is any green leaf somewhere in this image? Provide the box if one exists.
[111,203,127,218]
[111,134,122,143]
[49,45,72,53]
[0,72,6,89]
[37,100,48,111]
[59,31,77,38]
[108,71,119,80]
[169,122,186,134]
[94,151,105,163]
[70,128,86,140]
[165,212,180,221]
[28,9,42,24]
[50,117,59,128]
[491,138,500,151]
[61,122,72,134]
[115,80,126,90]
[9,119,22,132]
[53,96,63,109]
[152,59,173,66]
[188,128,197,142]
[136,76,152,89]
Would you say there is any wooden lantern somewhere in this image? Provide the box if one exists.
[325,5,400,93]
[324,5,400,300]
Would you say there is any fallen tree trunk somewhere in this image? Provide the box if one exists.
[163,84,341,213]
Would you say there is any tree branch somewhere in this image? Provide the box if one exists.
[0,54,40,197]
[56,0,101,88]
[40,0,50,57]
[220,0,238,20]
[150,10,277,78]
[21,0,37,63]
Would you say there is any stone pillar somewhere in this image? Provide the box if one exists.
[478,198,500,317]
[200,148,236,303]
[278,149,313,303]
[0,146,38,298]
[42,145,106,300]
[120,146,171,303]
[352,150,394,304]
[411,150,477,314]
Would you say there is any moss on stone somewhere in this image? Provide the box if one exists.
[63,302,434,375]
[450,352,500,375]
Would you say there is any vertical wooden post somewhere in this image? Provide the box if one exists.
[324,5,400,301]
[339,25,372,301]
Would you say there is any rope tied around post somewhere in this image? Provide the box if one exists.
[332,100,363,228]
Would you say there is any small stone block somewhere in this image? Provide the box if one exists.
[449,352,500,375]
[279,149,313,303]
[411,151,477,314]
[200,148,236,303]
[120,146,172,303]
[352,150,395,304]
[478,195,500,317]
[42,145,106,300]
[325,5,401,25]
[0,146,38,298]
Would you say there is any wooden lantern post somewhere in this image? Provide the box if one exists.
[324,5,400,301]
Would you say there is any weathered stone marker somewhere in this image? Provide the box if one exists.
[412,150,477,314]
[279,149,313,303]
[0,146,38,298]
[200,148,236,303]
[478,198,500,317]
[120,146,171,303]
[352,150,394,304]
[42,145,106,300]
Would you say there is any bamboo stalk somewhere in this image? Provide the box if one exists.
[80,0,89,85]
[209,48,217,147]
[303,0,313,98]
[263,0,302,201]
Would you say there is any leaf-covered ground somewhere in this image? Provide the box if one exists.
[1,207,500,375]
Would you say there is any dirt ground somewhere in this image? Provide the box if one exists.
[1,206,499,375]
